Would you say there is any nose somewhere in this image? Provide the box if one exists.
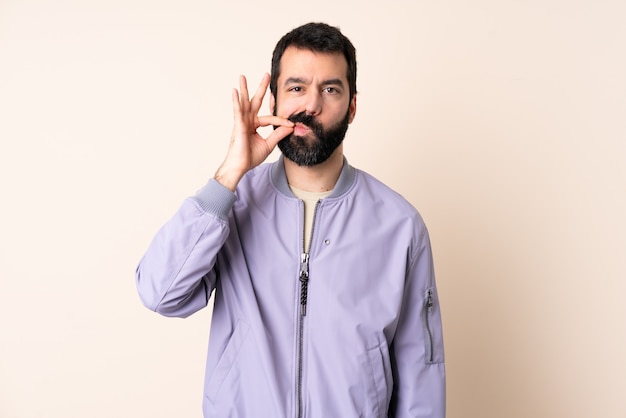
[304,90,322,116]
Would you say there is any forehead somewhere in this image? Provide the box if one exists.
[278,46,348,84]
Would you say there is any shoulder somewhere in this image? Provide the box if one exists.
[350,168,431,256]
[353,168,422,217]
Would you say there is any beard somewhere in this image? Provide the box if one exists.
[277,110,350,167]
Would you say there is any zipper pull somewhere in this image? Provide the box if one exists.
[426,289,434,312]
[299,253,310,316]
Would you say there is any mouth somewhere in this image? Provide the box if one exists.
[293,122,312,136]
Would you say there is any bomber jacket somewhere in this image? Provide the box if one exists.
[136,156,446,418]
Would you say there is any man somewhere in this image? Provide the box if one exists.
[136,22,445,418]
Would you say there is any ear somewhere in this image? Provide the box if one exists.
[270,93,276,115]
[348,94,357,124]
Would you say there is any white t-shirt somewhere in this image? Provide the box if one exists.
[289,185,332,253]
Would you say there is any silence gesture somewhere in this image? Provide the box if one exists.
[214,73,294,191]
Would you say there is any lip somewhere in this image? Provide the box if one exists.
[294,123,311,136]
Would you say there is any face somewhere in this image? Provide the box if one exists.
[271,46,357,166]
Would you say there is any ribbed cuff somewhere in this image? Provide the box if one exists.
[192,179,237,219]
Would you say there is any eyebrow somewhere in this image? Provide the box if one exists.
[284,77,345,88]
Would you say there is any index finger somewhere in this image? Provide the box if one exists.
[258,115,294,128]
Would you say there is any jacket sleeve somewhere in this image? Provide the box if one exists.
[135,179,236,318]
[390,226,446,417]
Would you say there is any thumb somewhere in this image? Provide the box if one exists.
[265,125,294,150]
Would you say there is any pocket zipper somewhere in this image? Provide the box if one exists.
[424,289,434,363]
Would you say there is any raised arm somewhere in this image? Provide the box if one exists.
[135,74,293,317]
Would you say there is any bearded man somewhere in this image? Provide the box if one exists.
[136,22,446,418]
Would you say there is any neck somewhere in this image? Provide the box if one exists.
[283,146,344,192]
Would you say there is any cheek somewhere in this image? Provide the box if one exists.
[274,100,298,118]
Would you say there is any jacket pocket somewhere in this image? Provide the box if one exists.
[205,319,250,404]
[423,287,445,364]
[361,339,393,418]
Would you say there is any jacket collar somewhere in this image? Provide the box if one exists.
[271,155,356,199]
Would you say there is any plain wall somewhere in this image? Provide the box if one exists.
[1,0,624,417]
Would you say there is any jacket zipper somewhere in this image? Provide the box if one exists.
[296,253,308,418]
[424,289,434,363]
[299,253,310,316]
[296,200,319,418]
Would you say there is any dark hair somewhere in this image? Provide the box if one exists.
[270,22,357,101]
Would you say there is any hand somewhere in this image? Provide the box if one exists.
[214,73,294,191]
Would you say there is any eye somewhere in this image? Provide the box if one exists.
[288,86,303,93]
[323,87,338,94]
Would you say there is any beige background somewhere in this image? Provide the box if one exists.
[1,0,625,417]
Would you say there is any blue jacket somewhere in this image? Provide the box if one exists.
[136,157,446,417]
